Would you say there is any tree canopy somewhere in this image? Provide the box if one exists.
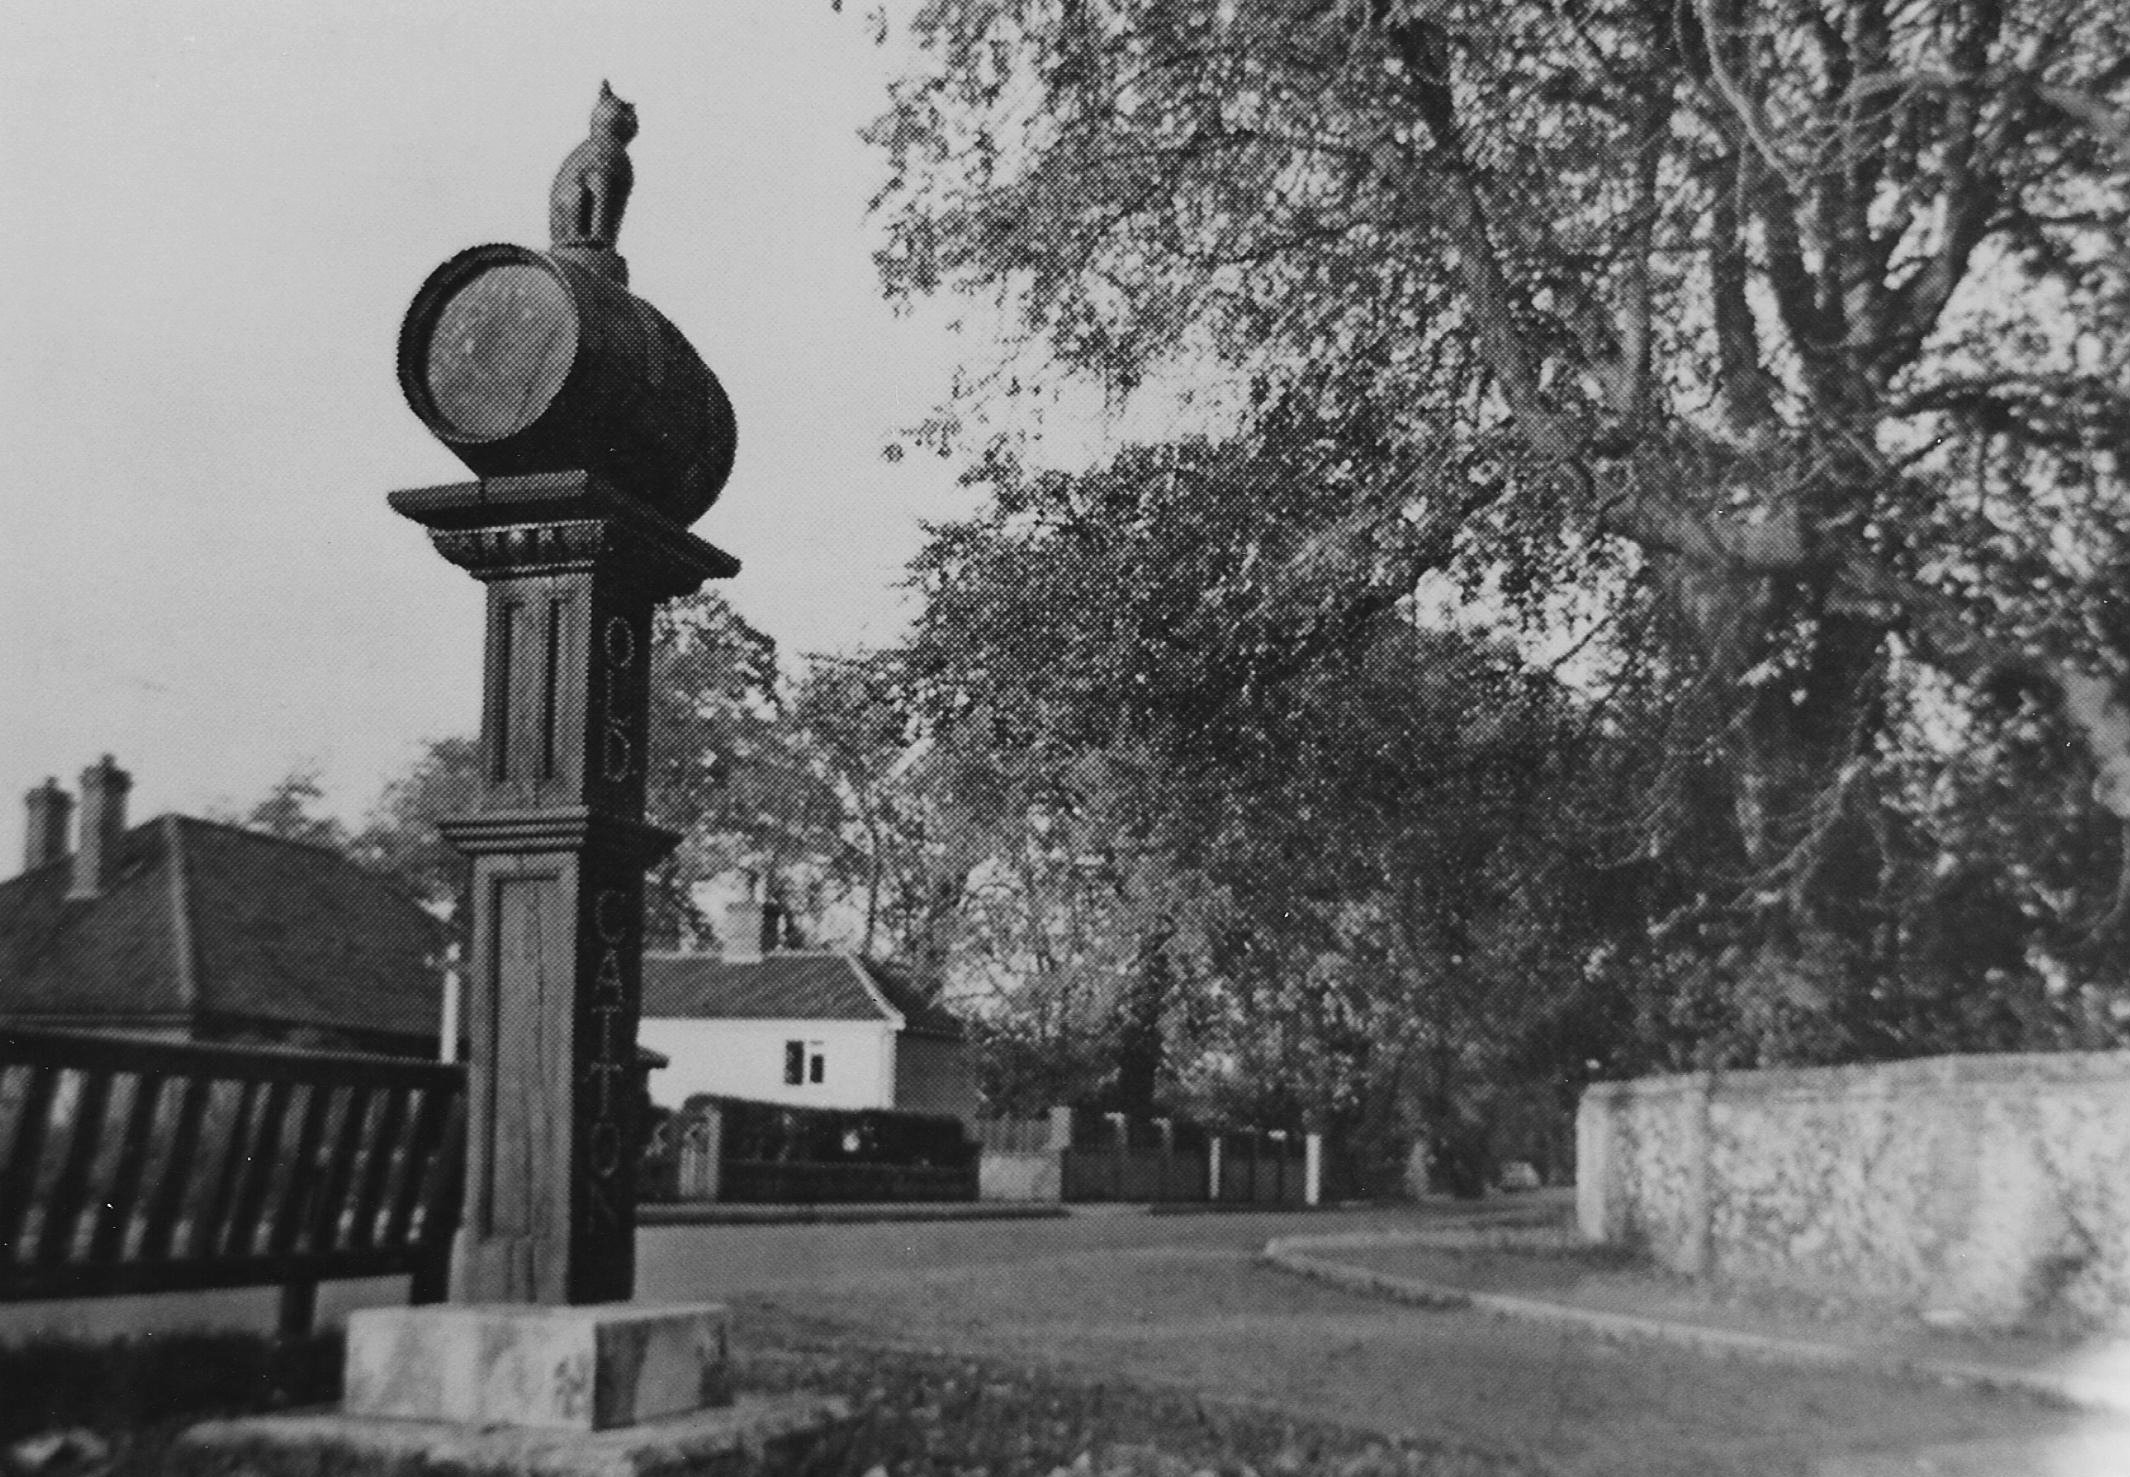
[868,0,2130,1058]
[894,426,1628,1178]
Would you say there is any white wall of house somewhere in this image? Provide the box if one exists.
[640,1016,897,1111]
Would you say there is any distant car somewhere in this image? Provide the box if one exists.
[1498,1160,1542,1192]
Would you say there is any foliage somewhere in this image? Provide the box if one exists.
[352,735,479,911]
[642,590,819,948]
[209,766,350,853]
[969,1007,1120,1114]
[788,650,970,970]
[694,1093,976,1167]
[898,428,1611,1173]
[746,1343,1536,1477]
[868,0,2130,1062]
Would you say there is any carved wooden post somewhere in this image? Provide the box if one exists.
[390,474,733,1303]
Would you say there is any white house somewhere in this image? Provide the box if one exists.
[640,948,975,1122]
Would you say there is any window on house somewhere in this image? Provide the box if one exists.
[808,1047,825,1084]
[784,1040,804,1086]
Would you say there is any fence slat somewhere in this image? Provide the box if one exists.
[137,1076,210,1263]
[221,1079,294,1258]
[381,1085,450,1248]
[197,1079,263,1259]
[91,1073,164,1263]
[0,1066,61,1260]
[269,1082,334,1256]
[37,1070,114,1268]
[417,1090,469,1245]
[346,1088,411,1251]
[309,1086,373,1253]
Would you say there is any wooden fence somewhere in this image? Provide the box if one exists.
[0,1028,466,1334]
[1211,1126,1311,1206]
[1059,1114,1213,1203]
[982,1109,1320,1206]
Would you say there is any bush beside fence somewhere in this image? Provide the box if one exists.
[642,1094,978,1205]
[641,1095,1325,1208]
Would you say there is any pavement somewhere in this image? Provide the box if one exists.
[1263,1214,2130,1476]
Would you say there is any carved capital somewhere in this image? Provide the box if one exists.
[437,806,680,867]
[390,470,738,598]
[429,520,608,577]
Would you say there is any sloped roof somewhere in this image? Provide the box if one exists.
[861,958,967,1040]
[0,815,445,1044]
[642,950,965,1040]
[0,819,184,1022]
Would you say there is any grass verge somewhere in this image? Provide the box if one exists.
[0,1333,1538,1477]
[0,1331,342,1475]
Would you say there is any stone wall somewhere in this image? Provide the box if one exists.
[1578,1051,2130,1332]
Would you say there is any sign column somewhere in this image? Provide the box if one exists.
[392,470,736,1304]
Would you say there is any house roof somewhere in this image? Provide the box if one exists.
[642,950,965,1040]
[0,815,446,1044]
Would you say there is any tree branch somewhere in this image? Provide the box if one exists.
[2036,82,2130,171]
[1378,15,1582,457]
[1877,1,2006,373]
[1610,85,1676,428]
[1710,151,1777,431]
[1692,0,1811,198]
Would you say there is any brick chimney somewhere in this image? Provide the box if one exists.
[22,778,72,874]
[67,755,132,902]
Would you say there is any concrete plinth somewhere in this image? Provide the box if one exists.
[171,1392,852,1477]
[344,1303,733,1432]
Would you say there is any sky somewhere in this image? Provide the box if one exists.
[0,2,988,867]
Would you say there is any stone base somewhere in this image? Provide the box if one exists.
[170,1393,852,1477]
[345,1303,732,1432]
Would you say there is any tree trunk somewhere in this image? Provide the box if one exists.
[1112,926,1172,1114]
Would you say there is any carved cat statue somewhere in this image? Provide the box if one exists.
[549,81,638,250]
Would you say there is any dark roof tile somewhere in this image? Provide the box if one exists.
[177,820,444,1038]
[0,815,444,1046]
[0,823,183,1019]
[860,959,967,1039]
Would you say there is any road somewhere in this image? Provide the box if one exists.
[4,1204,2122,1475]
[639,1206,2126,1477]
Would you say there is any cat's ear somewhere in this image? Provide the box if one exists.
[600,79,615,99]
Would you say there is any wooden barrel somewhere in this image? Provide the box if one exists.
[397,243,737,526]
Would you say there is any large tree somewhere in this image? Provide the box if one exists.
[899,428,1613,1176]
[869,0,2130,1043]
